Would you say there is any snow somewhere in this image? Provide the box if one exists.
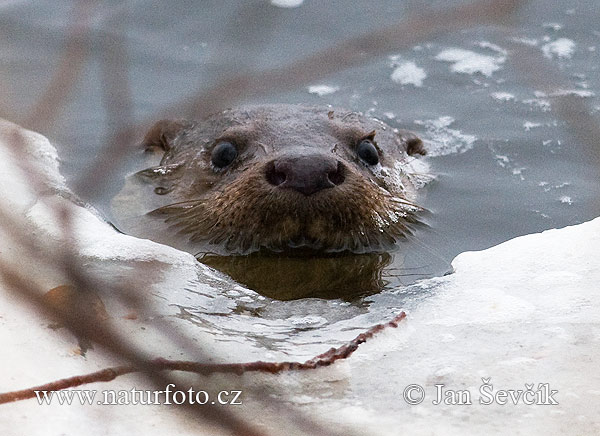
[307,84,339,96]
[542,38,576,59]
[511,36,539,46]
[543,22,563,31]
[490,91,515,101]
[25,197,197,265]
[435,48,506,77]
[390,61,426,87]
[1,119,599,435]
[270,0,304,8]
[338,216,600,435]
[524,121,542,131]
[552,89,594,98]
[414,116,477,156]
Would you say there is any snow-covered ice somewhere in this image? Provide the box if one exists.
[490,91,515,101]
[1,119,599,435]
[435,48,506,77]
[390,61,427,87]
[307,84,339,96]
[270,0,304,8]
[414,116,477,156]
[542,38,576,59]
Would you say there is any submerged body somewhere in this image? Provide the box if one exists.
[112,104,428,298]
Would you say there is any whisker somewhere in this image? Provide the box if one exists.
[149,200,206,215]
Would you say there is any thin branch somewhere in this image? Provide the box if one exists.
[22,0,94,132]
[0,312,406,404]
[75,0,525,199]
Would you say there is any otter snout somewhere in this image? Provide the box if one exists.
[265,153,346,196]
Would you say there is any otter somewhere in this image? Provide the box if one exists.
[112,104,427,299]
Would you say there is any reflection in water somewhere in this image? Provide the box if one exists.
[200,251,393,300]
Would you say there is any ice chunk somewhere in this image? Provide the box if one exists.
[271,0,304,7]
[414,116,477,156]
[435,48,505,77]
[390,61,427,87]
[542,38,576,59]
[490,92,515,101]
[307,84,339,96]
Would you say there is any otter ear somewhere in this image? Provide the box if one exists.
[406,136,426,156]
[142,120,190,152]
[397,130,426,156]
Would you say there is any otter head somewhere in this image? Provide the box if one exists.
[117,105,427,256]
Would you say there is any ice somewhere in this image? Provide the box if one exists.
[522,97,552,111]
[524,121,542,131]
[490,91,515,101]
[414,116,477,156]
[435,48,505,77]
[26,197,197,265]
[1,119,600,435]
[336,217,600,435]
[551,89,594,98]
[543,22,563,31]
[271,0,304,8]
[476,41,508,56]
[511,36,539,46]
[307,84,339,96]
[542,38,576,59]
[390,61,427,87]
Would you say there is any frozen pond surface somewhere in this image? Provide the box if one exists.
[1,0,600,434]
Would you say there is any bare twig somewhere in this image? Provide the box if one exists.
[0,312,405,404]
[75,0,525,199]
[23,0,94,132]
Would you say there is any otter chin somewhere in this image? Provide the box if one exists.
[111,104,428,298]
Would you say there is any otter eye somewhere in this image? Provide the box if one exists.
[357,139,379,166]
[211,141,238,168]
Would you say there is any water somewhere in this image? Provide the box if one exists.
[1,0,599,359]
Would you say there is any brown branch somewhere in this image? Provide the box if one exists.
[174,0,524,120]
[75,0,525,199]
[0,312,405,404]
[22,0,94,132]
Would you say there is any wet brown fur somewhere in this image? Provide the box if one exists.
[139,104,426,254]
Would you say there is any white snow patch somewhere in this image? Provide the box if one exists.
[476,41,508,56]
[435,48,505,77]
[523,98,552,111]
[390,61,427,87]
[495,154,510,167]
[535,89,595,98]
[491,92,515,101]
[560,195,573,205]
[512,167,526,180]
[307,84,339,96]
[542,38,576,59]
[414,116,477,156]
[403,157,433,190]
[511,36,539,46]
[524,121,542,131]
[336,217,600,435]
[288,315,328,328]
[543,22,563,31]
[553,89,594,98]
[271,0,303,7]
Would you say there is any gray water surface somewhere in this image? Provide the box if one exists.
[2,0,599,349]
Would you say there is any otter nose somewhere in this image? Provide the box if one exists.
[265,154,345,196]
